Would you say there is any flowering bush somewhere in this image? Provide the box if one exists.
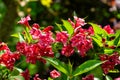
[0,15,120,80]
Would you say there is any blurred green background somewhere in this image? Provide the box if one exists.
[0,0,120,43]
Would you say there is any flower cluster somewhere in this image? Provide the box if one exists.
[0,42,20,70]
[99,52,120,74]
[56,16,93,57]
[17,16,54,64]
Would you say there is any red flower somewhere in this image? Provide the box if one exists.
[50,69,60,79]
[61,44,74,57]
[33,74,41,80]
[42,26,53,33]
[21,69,30,80]
[16,42,28,55]
[30,23,41,39]
[103,25,114,34]
[18,15,31,27]
[99,52,120,74]
[82,74,94,80]
[68,16,86,33]
[71,32,92,57]
[56,31,69,45]
[0,42,20,70]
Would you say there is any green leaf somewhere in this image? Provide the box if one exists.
[10,68,20,76]
[104,48,114,54]
[9,75,25,80]
[105,75,113,80]
[11,33,25,42]
[114,34,120,46]
[44,57,69,75]
[62,20,74,36]
[72,60,103,77]
[92,36,103,47]
[55,23,63,31]
[89,23,108,36]
[89,66,103,80]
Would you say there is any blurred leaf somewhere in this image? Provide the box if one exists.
[89,66,103,80]
[105,75,113,80]
[10,68,20,76]
[55,23,63,31]
[72,60,103,77]
[11,33,25,42]
[104,48,114,54]
[62,20,74,36]
[92,36,103,47]
[114,34,120,46]
[9,75,24,80]
[44,57,69,75]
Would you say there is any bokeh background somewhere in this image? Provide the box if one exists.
[0,0,120,78]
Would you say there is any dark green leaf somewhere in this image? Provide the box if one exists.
[44,57,69,75]
[114,34,120,46]
[72,60,103,77]
[55,23,63,31]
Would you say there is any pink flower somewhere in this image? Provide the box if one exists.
[18,15,31,27]
[82,74,94,80]
[33,74,41,80]
[99,52,120,74]
[114,77,120,80]
[68,16,86,33]
[50,69,60,79]
[71,32,92,57]
[21,69,30,80]
[30,23,41,39]
[103,25,114,34]
[16,42,28,55]
[61,44,74,57]
[0,42,20,70]
[56,31,69,45]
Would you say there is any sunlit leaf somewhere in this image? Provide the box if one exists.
[72,60,103,77]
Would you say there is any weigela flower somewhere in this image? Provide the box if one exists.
[82,74,94,80]
[16,42,28,55]
[71,32,92,57]
[99,52,120,74]
[50,69,61,79]
[0,42,20,70]
[30,23,41,39]
[61,44,74,57]
[68,16,86,33]
[33,74,41,80]
[103,25,114,34]
[21,69,30,80]
[56,31,69,45]
[0,52,20,70]
[18,15,31,27]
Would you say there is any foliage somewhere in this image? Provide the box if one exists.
[0,15,120,80]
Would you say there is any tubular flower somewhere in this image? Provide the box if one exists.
[68,16,86,33]
[71,32,92,57]
[99,52,120,74]
[82,74,94,80]
[56,31,69,45]
[61,44,74,57]
[0,42,20,70]
[103,25,114,34]
[50,69,61,79]
[18,15,31,27]
[21,69,30,80]
[33,74,41,80]
[30,23,41,40]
